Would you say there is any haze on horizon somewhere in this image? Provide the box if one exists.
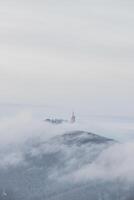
[0,0,134,116]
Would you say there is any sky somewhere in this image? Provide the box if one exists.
[0,0,134,116]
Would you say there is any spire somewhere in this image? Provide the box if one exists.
[70,112,76,123]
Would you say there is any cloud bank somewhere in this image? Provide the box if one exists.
[0,111,134,186]
[60,142,134,184]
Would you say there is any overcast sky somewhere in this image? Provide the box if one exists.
[0,0,134,116]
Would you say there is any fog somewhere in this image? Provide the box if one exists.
[63,142,134,183]
[0,110,134,184]
[0,1,134,198]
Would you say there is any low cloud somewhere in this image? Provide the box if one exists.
[63,142,134,183]
[0,152,25,169]
[0,111,134,186]
[0,111,86,168]
[0,111,78,147]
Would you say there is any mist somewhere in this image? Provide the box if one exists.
[0,109,134,180]
[0,0,134,199]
